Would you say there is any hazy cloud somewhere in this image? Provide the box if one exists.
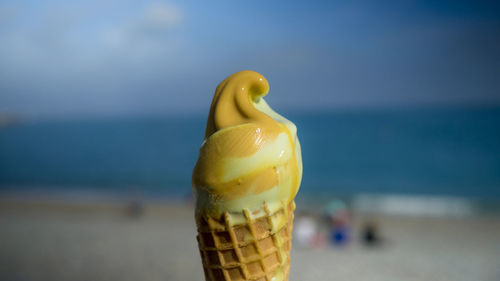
[0,1,188,118]
[144,2,183,28]
[0,0,499,119]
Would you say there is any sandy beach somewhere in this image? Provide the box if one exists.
[1,197,499,281]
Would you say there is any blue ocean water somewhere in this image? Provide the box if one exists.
[1,107,499,199]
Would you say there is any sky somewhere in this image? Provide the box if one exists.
[0,0,499,119]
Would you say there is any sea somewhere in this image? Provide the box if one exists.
[1,106,500,212]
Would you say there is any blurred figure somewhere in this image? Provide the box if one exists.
[361,220,382,247]
[295,214,317,247]
[125,199,144,218]
[331,224,349,246]
[295,213,328,249]
[325,199,351,246]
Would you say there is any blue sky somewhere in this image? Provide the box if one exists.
[0,0,499,119]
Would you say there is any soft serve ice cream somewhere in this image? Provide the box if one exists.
[193,70,302,222]
[193,70,302,281]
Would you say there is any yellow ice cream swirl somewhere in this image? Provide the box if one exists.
[193,70,302,220]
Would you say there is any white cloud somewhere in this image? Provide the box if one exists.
[101,2,185,60]
[0,1,190,118]
[143,2,183,29]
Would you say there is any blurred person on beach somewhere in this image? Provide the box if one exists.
[295,213,327,249]
[125,199,144,218]
[325,199,351,246]
[361,220,383,247]
[295,214,315,247]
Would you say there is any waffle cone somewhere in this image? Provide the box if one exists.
[196,201,295,281]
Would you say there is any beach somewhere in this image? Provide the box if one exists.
[1,196,499,281]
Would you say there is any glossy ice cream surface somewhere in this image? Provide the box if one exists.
[193,70,302,226]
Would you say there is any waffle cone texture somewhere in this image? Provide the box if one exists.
[196,201,295,281]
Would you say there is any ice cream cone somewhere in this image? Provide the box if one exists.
[193,71,302,281]
[196,201,295,281]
